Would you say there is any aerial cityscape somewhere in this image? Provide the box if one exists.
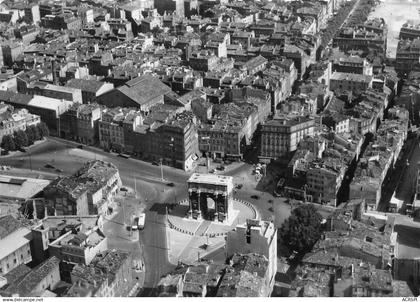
[0,0,419,298]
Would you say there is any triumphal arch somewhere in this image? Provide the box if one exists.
[187,173,234,223]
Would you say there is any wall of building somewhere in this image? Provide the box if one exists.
[30,261,61,295]
[0,241,32,275]
[226,223,277,290]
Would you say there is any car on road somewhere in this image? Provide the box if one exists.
[55,168,63,172]
[152,161,159,166]
[235,184,243,189]
[216,166,225,171]
[209,169,216,173]
[44,164,55,169]
[166,182,175,187]
[120,187,128,192]
[77,144,83,149]
[251,195,260,200]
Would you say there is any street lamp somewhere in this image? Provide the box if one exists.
[169,136,175,168]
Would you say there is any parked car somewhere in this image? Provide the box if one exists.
[166,182,175,187]
[251,195,260,200]
[55,168,63,172]
[77,144,83,149]
[44,164,55,169]
[152,161,159,166]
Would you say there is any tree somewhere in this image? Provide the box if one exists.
[37,122,49,138]
[1,135,15,153]
[25,126,35,146]
[278,204,323,256]
[13,130,28,148]
[32,124,41,141]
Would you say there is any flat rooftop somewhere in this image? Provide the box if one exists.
[188,173,233,186]
[0,227,32,260]
[28,95,72,112]
[0,174,50,200]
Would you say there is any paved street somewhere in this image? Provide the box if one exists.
[0,137,294,295]
[395,137,420,208]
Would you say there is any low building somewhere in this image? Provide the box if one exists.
[31,215,102,264]
[96,75,173,112]
[157,253,272,297]
[0,215,33,276]
[242,55,268,75]
[65,79,114,104]
[0,256,61,297]
[0,174,50,203]
[28,82,83,104]
[48,228,107,266]
[0,103,41,142]
[0,92,73,136]
[352,264,393,297]
[67,249,133,297]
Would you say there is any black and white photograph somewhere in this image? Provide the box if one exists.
[0,0,417,299]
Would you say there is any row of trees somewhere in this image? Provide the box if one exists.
[1,122,49,153]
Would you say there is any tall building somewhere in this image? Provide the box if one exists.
[259,116,315,162]
[226,219,277,292]
[43,160,122,218]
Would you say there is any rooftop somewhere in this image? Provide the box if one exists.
[4,256,61,296]
[331,71,372,83]
[0,226,32,260]
[117,74,173,106]
[0,214,22,239]
[0,174,50,200]
[28,95,72,112]
[188,173,233,187]
[66,79,112,94]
